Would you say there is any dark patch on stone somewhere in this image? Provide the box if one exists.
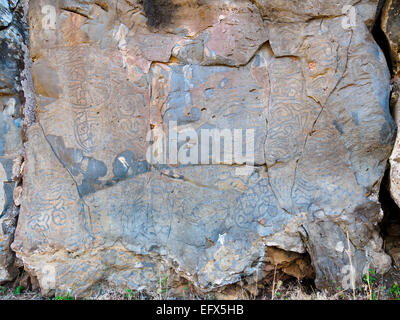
[372,0,394,76]
[380,120,397,145]
[2,182,14,216]
[0,38,20,93]
[0,3,27,95]
[379,170,400,246]
[0,117,9,156]
[78,180,96,196]
[333,120,343,135]
[142,0,179,28]
[112,150,151,181]
[351,112,359,125]
[85,158,107,180]
[44,140,154,197]
[46,135,108,197]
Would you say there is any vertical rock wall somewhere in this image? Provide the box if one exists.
[382,0,400,270]
[0,0,399,297]
[385,0,400,205]
[0,0,26,283]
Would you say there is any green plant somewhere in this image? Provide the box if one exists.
[0,286,6,294]
[362,269,376,285]
[13,285,23,296]
[126,288,136,300]
[362,268,377,300]
[53,292,75,300]
[183,281,194,298]
[183,281,191,291]
[389,282,400,300]
[160,275,168,295]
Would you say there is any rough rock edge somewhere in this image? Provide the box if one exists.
[0,0,29,283]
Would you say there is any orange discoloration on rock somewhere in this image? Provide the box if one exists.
[61,12,88,46]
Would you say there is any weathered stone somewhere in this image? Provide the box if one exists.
[383,0,400,209]
[11,0,395,296]
[382,0,400,75]
[389,248,400,267]
[265,247,314,280]
[0,0,26,283]
[253,0,380,26]
[0,0,12,27]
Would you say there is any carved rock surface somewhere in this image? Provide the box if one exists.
[11,0,395,296]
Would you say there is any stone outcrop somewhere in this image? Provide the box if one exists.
[384,0,400,206]
[5,0,396,297]
[0,0,26,284]
[382,0,400,272]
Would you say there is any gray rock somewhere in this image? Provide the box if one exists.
[0,0,12,27]
[0,0,25,283]
[10,0,395,296]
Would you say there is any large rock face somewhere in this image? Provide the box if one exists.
[0,0,26,283]
[11,0,395,296]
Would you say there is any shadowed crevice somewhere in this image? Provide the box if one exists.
[372,0,394,76]
[142,0,179,28]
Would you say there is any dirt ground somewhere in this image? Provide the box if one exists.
[1,267,399,301]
